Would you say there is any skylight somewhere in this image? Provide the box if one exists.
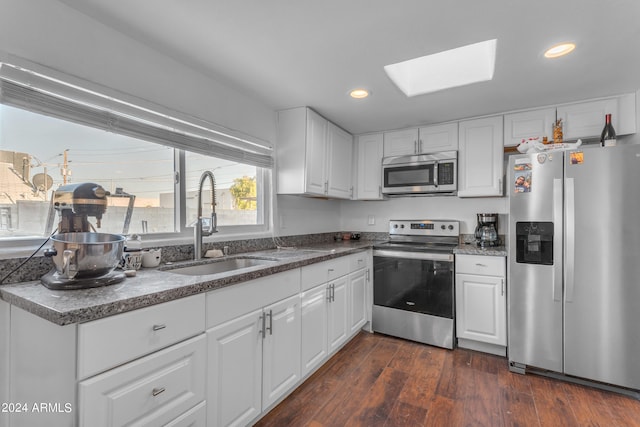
[384,39,497,97]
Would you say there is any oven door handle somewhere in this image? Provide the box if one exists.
[373,249,453,262]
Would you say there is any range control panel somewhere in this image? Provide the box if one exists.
[389,220,460,237]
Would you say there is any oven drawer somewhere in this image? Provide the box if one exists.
[456,254,505,276]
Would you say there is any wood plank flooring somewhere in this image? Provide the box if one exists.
[256,332,640,427]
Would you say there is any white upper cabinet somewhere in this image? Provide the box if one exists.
[458,116,504,197]
[326,122,354,199]
[418,123,458,152]
[503,94,636,145]
[304,109,329,195]
[383,123,458,157]
[355,133,384,200]
[503,108,556,146]
[277,107,353,199]
[383,128,418,157]
[558,97,618,140]
[557,93,636,140]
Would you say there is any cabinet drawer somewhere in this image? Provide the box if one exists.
[301,256,350,291]
[78,334,206,427]
[78,294,205,379]
[456,255,505,276]
[349,251,369,271]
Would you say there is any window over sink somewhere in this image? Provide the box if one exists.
[0,61,271,244]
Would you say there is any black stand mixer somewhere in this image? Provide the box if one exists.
[474,213,501,247]
[41,183,133,290]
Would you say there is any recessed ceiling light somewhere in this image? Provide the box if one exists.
[544,42,576,58]
[384,39,497,97]
[349,88,370,99]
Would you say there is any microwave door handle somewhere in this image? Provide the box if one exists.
[434,162,438,188]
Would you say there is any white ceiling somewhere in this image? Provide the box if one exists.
[59,0,640,135]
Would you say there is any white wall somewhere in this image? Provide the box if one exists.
[0,0,275,145]
[276,195,342,236]
[340,196,508,236]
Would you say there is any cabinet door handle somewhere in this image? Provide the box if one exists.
[152,387,165,397]
[414,140,418,153]
[324,181,328,195]
[475,263,488,268]
[331,284,336,302]
[266,309,273,335]
[418,139,423,153]
[366,269,370,282]
[152,324,166,331]
[327,285,332,302]
[501,279,504,296]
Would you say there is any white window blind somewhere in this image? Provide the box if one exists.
[0,62,274,168]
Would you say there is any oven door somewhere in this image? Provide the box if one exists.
[373,250,454,318]
[372,249,455,348]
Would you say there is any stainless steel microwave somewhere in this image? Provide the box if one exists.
[381,151,457,196]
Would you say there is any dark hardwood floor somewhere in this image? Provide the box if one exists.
[256,332,640,427]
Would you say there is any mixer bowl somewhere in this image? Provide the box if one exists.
[47,232,126,279]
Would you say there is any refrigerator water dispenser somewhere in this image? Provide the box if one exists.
[515,222,554,265]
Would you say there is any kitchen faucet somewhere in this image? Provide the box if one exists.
[194,170,217,259]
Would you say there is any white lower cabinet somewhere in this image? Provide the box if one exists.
[205,270,301,427]
[300,252,371,378]
[300,275,349,377]
[300,283,329,376]
[455,254,506,356]
[4,250,371,427]
[6,294,206,427]
[348,268,367,335]
[262,295,302,408]
[79,334,206,427]
[207,296,302,427]
[207,308,263,427]
[327,275,349,353]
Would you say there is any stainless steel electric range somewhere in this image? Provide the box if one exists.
[372,219,459,349]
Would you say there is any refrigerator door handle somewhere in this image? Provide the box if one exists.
[565,177,576,302]
[553,178,563,302]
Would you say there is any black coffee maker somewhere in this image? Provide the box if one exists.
[474,213,500,247]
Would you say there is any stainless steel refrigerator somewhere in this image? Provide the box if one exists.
[508,144,640,392]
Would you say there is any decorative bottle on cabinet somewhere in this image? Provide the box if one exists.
[600,114,616,147]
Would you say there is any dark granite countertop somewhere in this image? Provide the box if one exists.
[0,241,374,326]
[454,243,508,257]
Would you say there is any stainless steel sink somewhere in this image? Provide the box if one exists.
[164,257,277,276]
